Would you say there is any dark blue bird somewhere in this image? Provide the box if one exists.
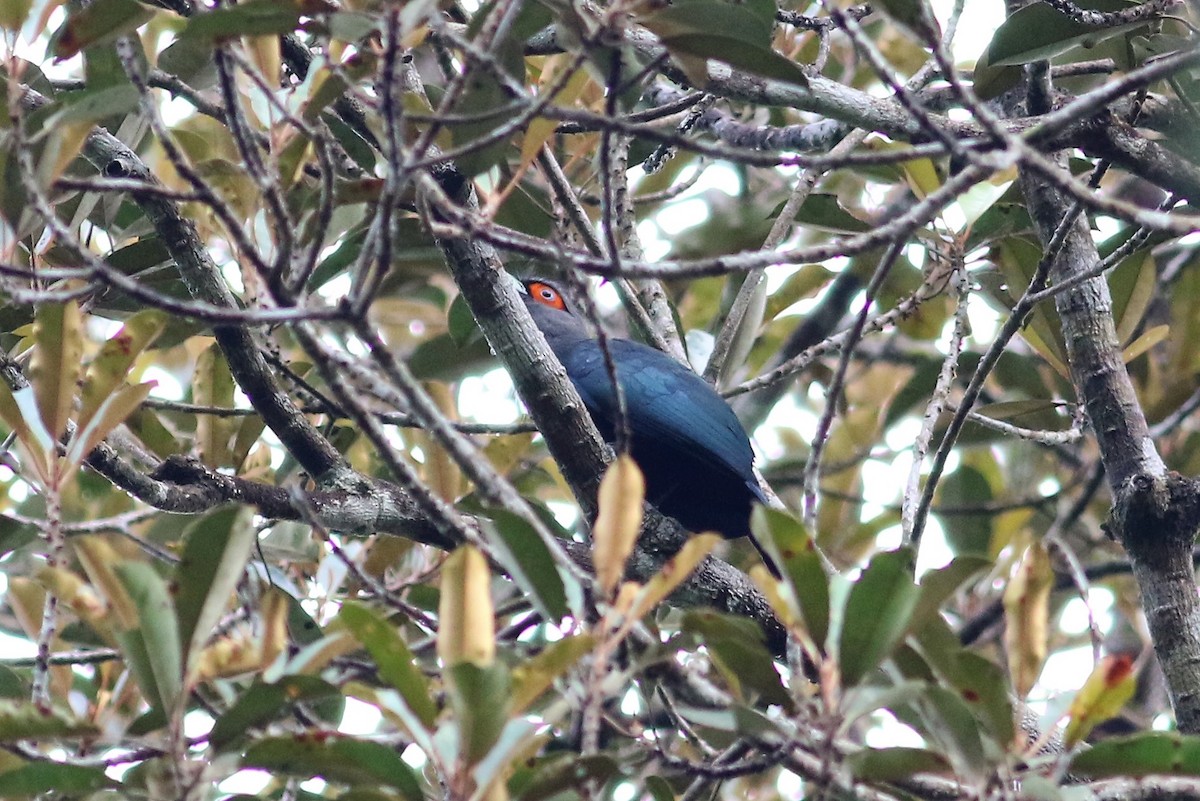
[520,277,769,549]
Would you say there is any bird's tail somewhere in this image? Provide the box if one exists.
[747,530,783,579]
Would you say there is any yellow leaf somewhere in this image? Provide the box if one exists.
[67,381,156,468]
[73,536,139,629]
[1064,654,1136,747]
[243,34,281,89]
[193,343,237,467]
[510,634,594,713]
[35,566,107,629]
[78,309,166,433]
[259,587,290,667]
[37,121,93,190]
[195,632,262,681]
[1003,541,1052,698]
[628,533,721,620]
[518,61,588,166]
[902,157,941,200]
[0,383,50,483]
[438,546,495,667]
[421,382,461,501]
[593,455,645,595]
[32,301,84,444]
[1123,324,1169,364]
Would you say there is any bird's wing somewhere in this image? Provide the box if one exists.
[562,339,760,488]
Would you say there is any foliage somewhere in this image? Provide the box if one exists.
[0,0,1198,798]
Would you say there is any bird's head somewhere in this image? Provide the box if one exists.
[520,277,573,314]
[517,276,591,347]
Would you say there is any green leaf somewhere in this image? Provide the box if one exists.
[243,735,424,798]
[32,301,84,444]
[0,665,25,698]
[157,35,217,88]
[874,0,941,41]
[645,775,675,801]
[338,602,438,728]
[53,0,155,58]
[193,343,237,466]
[0,763,113,795]
[937,465,995,556]
[174,505,258,683]
[1069,733,1200,778]
[183,0,302,40]
[837,548,920,686]
[510,634,594,713]
[66,381,156,466]
[751,506,829,647]
[912,620,1014,744]
[447,661,511,766]
[916,684,988,779]
[983,0,1147,67]
[847,747,951,781]
[484,507,570,622]
[0,0,32,32]
[948,651,1014,743]
[683,610,790,707]
[0,700,99,741]
[210,676,342,749]
[640,1,808,87]
[325,10,377,40]
[793,195,872,233]
[78,310,166,433]
[285,590,325,645]
[447,293,480,348]
[115,562,182,711]
[0,383,49,476]
[1110,250,1156,346]
[0,514,37,559]
[514,755,619,801]
[52,84,141,124]
[911,556,990,629]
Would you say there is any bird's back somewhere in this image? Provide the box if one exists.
[557,337,764,537]
[521,284,763,539]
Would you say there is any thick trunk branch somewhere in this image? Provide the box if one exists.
[1018,164,1200,731]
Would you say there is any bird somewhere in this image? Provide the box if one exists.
[519,277,773,568]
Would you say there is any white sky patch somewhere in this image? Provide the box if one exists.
[637,219,671,261]
[756,394,817,460]
[142,367,184,401]
[905,242,927,271]
[339,696,383,735]
[183,709,214,739]
[865,710,925,748]
[458,368,519,424]
[656,198,711,236]
[612,781,638,801]
[402,743,428,769]
[966,291,1001,343]
[1037,644,1095,698]
[261,427,287,469]
[594,279,621,311]
[860,458,898,519]
[220,260,246,293]
[217,770,273,796]
[777,768,804,798]
[301,778,327,794]
[0,628,36,658]
[1058,589,1115,637]
[619,686,643,716]
[546,500,580,532]
[318,271,353,303]
[914,522,953,575]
